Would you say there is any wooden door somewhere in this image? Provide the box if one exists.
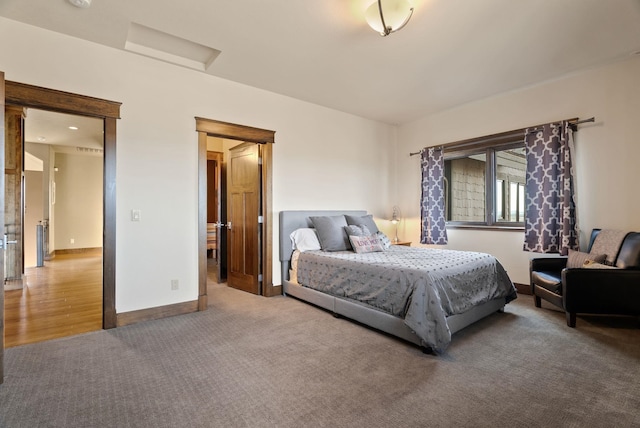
[226,142,261,294]
[1,71,6,383]
[4,106,24,287]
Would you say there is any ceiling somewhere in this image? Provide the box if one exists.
[1,0,640,125]
[24,109,103,156]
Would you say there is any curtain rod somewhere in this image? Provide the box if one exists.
[409,147,441,157]
[525,116,595,135]
[572,117,595,125]
[409,117,595,157]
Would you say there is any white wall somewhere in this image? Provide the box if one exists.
[53,152,103,250]
[397,56,640,284]
[0,17,395,312]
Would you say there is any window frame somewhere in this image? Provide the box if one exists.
[443,134,526,230]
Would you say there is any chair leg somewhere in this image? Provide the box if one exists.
[533,295,541,308]
[566,311,576,328]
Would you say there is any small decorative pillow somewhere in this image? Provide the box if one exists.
[582,260,618,269]
[348,234,385,254]
[345,214,380,234]
[289,228,321,252]
[375,231,392,249]
[344,224,371,237]
[566,249,606,268]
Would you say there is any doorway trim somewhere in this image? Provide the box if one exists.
[5,80,121,329]
[195,117,277,308]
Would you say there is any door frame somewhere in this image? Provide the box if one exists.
[5,80,121,330]
[195,117,276,309]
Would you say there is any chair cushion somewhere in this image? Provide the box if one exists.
[532,270,563,294]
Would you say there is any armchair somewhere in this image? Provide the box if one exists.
[530,229,640,327]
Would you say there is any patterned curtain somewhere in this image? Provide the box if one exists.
[523,121,578,255]
[420,147,448,245]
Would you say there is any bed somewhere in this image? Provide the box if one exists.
[279,210,517,353]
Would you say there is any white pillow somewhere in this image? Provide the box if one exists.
[289,228,321,252]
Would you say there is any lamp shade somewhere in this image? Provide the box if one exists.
[389,206,402,242]
[390,206,401,224]
[365,0,414,36]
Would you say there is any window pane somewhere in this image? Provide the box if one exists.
[445,153,486,222]
[495,147,526,223]
[510,182,518,221]
[518,183,525,222]
[496,179,504,220]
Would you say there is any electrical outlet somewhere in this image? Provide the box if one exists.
[70,238,75,244]
[171,279,179,290]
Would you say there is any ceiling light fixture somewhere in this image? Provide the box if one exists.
[68,0,92,9]
[365,0,414,37]
[68,126,79,130]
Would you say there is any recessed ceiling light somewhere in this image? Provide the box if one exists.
[37,136,46,142]
[68,0,92,8]
[68,126,79,130]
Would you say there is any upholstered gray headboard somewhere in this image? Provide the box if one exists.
[279,210,367,282]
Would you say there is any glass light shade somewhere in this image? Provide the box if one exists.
[390,206,401,224]
[365,0,413,36]
[68,0,92,8]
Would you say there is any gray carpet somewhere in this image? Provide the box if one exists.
[1,283,639,428]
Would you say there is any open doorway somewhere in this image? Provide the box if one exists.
[206,137,263,292]
[1,78,120,382]
[195,117,277,311]
[206,148,223,283]
[4,109,104,347]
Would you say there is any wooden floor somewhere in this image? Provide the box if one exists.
[4,251,103,348]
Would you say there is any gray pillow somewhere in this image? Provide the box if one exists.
[344,224,371,237]
[310,215,350,251]
[345,214,379,234]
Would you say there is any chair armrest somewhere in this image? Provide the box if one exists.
[562,269,640,314]
[530,257,567,273]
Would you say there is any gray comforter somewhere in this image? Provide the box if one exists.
[296,246,516,351]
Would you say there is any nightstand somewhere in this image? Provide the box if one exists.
[392,241,411,246]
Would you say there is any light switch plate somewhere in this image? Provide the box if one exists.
[131,209,141,221]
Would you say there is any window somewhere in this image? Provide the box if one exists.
[497,146,526,223]
[443,135,526,228]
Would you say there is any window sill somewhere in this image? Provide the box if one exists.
[446,224,524,232]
